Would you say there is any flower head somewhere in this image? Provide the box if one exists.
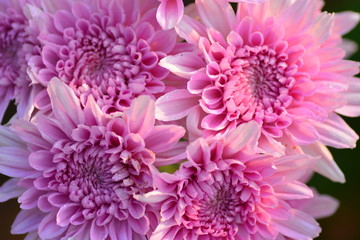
[156,0,359,155]
[28,0,184,114]
[0,78,185,239]
[0,0,35,120]
[137,122,321,240]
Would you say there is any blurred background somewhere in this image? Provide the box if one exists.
[0,0,359,239]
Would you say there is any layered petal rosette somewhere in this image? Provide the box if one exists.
[0,78,186,239]
[27,0,188,114]
[156,0,360,181]
[137,122,322,240]
[0,0,37,121]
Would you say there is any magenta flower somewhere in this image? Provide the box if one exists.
[156,0,360,182]
[0,0,36,120]
[137,121,321,240]
[26,0,187,114]
[0,78,185,239]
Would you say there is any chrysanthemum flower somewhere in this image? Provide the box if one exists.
[155,0,360,182]
[26,0,188,114]
[0,78,185,239]
[137,121,322,240]
[0,0,36,121]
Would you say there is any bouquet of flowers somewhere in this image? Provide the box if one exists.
[0,0,359,239]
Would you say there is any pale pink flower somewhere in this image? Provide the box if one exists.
[26,0,189,115]
[156,0,359,182]
[137,121,321,240]
[0,0,37,121]
[0,78,186,239]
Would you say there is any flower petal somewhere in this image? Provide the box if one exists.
[159,52,205,78]
[57,203,80,227]
[90,220,108,240]
[274,181,313,200]
[0,178,25,202]
[47,78,84,131]
[156,89,199,121]
[286,121,320,145]
[302,194,339,219]
[313,113,358,149]
[273,210,321,240]
[196,0,236,36]
[175,15,207,44]
[333,11,360,35]
[154,141,187,166]
[128,215,149,235]
[0,126,26,148]
[223,121,261,157]
[125,95,155,138]
[108,219,132,240]
[11,209,45,235]
[135,190,174,204]
[301,142,345,183]
[38,211,66,239]
[337,77,360,117]
[0,147,33,177]
[156,0,184,30]
[145,125,185,153]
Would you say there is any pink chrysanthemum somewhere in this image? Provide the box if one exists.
[27,0,187,114]
[0,0,36,120]
[156,0,360,179]
[0,78,185,239]
[137,122,321,240]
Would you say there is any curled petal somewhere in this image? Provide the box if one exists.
[196,0,236,36]
[47,78,84,131]
[156,90,199,121]
[125,95,155,138]
[134,190,175,204]
[159,53,205,79]
[145,125,185,153]
[156,0,184,30]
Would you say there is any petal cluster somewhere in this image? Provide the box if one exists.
[0,78,185,239]
[28,0,180,114]
[138,122,321,240]
[157,0,360,154]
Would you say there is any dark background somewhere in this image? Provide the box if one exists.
[0,0,359,239]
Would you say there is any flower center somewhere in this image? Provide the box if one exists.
[53,145,133,210]
[56,15,166,113]
[49,125,153,221]
[224,45,294,124]
[183,172,258,238]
